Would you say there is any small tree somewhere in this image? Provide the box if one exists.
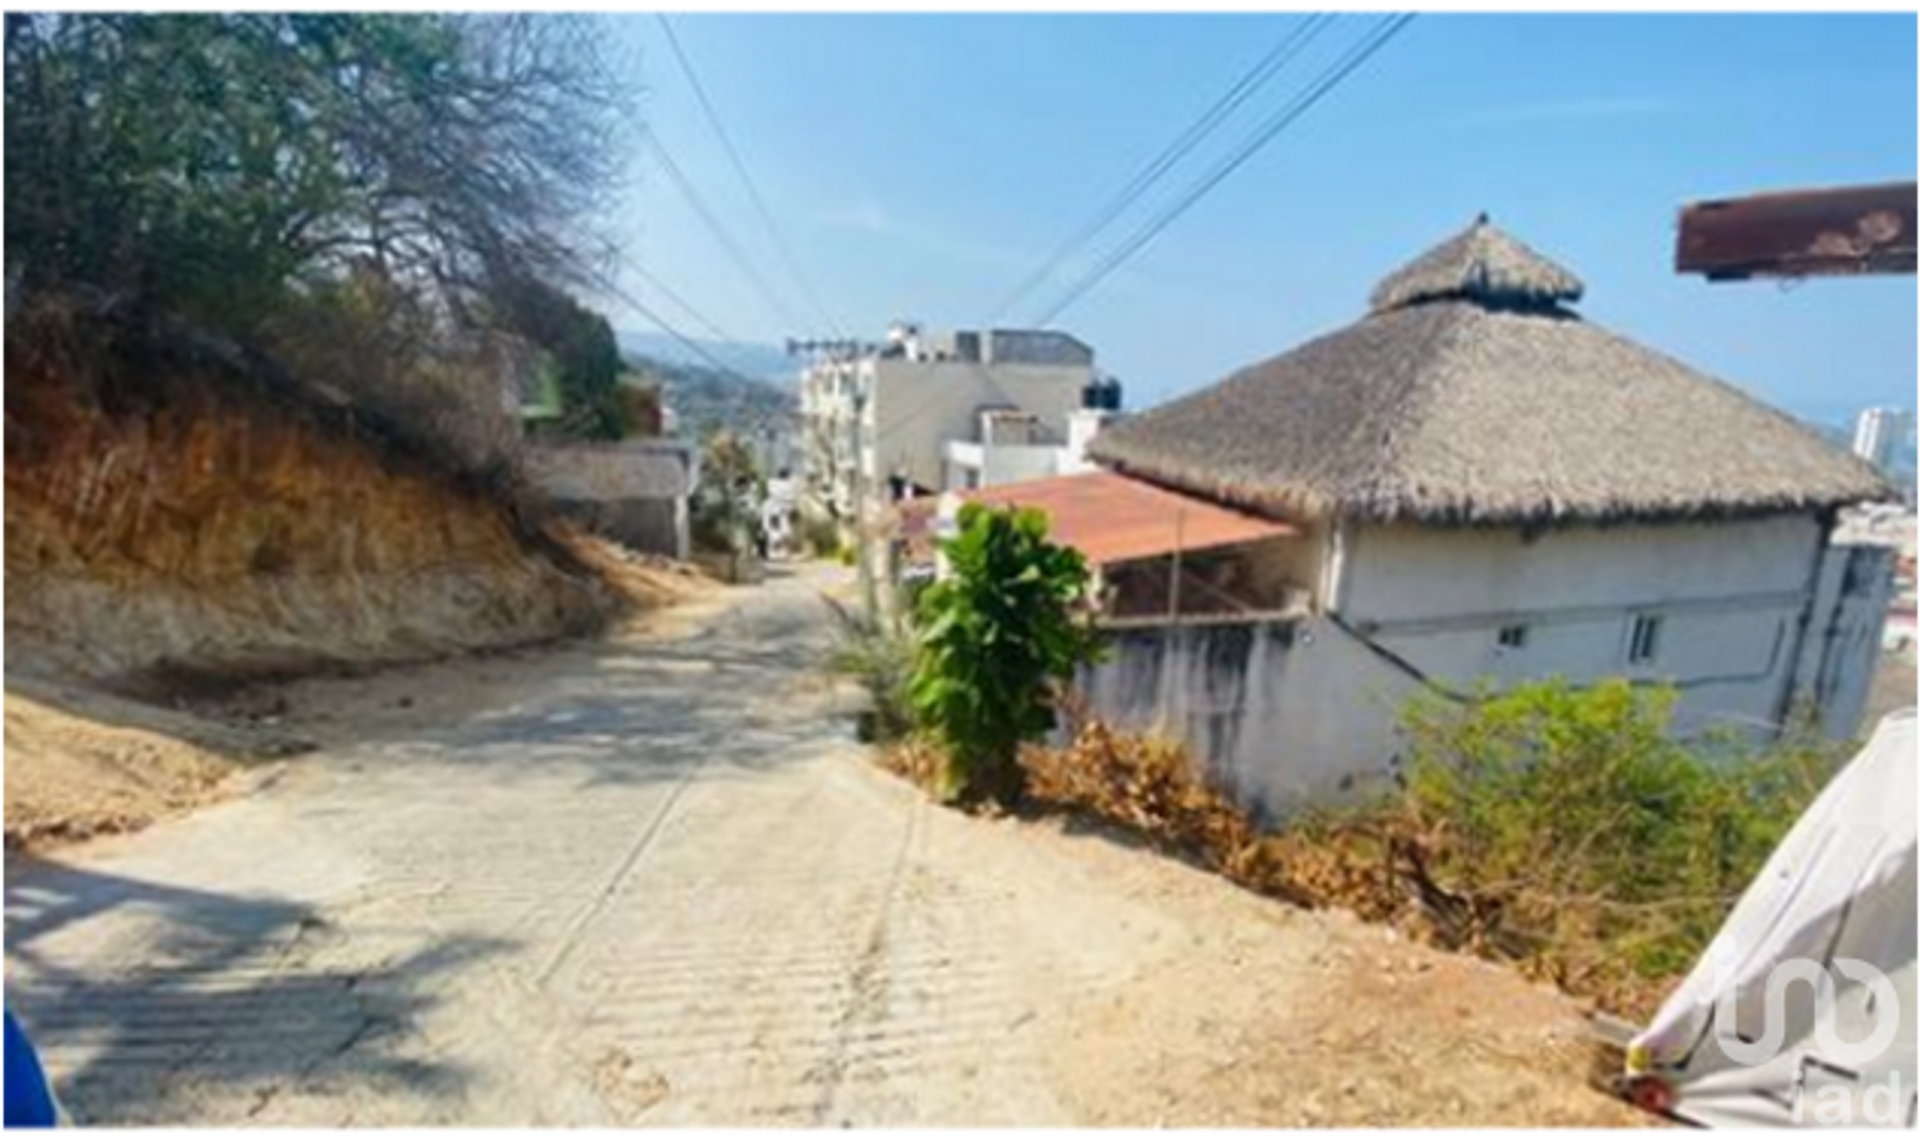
[690,429,761,580]
[909,504,1102,806]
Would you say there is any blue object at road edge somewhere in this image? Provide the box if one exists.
[5,1008,58,1127]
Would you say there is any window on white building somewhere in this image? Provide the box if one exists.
[1496,624,1529,650]
[1627,614,1662,665]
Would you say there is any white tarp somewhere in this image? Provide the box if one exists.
[1629,710,1916,1128]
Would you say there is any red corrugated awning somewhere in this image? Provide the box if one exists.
[898,471,1295,567]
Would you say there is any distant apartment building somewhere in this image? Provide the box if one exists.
[1853,406,1910,472]
[796,322,1120,527]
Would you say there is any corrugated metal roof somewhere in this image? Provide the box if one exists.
[901,471,1295,567]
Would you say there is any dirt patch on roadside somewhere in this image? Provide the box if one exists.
[1002,812,1648,1127]
[546,524,715,614]
[4,685,248,850]
[1218,926,1645,1126]
[170,562,731,752]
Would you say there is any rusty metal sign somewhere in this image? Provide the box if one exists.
[1676,181,1917,280]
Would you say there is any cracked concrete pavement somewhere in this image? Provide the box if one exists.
[4,563,1636,1126]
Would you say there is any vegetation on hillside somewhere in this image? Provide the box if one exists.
[4,14,636,462]
[488,275,627,442]
[626,353,798,444]
[1020,680,1846,1018]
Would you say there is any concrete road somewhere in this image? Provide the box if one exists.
[4,564,1629,1126]
[3,566,1162,1125]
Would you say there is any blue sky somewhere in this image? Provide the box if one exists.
[604,13,1916,424]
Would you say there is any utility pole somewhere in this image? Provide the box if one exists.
[791,335,882,620]
[850,377,880,622]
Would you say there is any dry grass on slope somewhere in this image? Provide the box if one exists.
[542,521,716,615]
[4,685,249,850]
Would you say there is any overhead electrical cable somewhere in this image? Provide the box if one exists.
[644,129,802,331]
[602,274,766,386]
[1030,13,1418,327]
[625,259,740,346]
[983,12,1338,326]
[657,14,846,337]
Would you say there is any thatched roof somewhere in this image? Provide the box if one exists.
[1369,214,1584,312]
[1090,218,1895,527]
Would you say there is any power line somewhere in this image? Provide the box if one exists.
[656,14,845,338]
[601,274,765,388]
[983,13,1337,326]
[625,259,737,346]
[622,257,794,382]
[644,129,802,331]
[1030,13,1418,328]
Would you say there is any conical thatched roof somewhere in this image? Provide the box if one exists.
[1369,214,1584,312]
[1089,218,1895,527]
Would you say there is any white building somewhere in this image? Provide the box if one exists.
[941,406,1124,490]
[797,322,1114,531]
[1041,218,1900,818]
[1852,406,1909,471]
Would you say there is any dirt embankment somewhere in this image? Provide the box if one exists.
[6,301,615,687]
[2,676,306,850]
[2,298,674,846]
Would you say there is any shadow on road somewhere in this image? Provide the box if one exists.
[6,857,511,1124]
[316,582,862,792]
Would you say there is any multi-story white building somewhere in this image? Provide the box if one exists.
[1853,406,1910,472]
[797,322,1114,529]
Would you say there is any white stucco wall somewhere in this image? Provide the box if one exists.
[941,440,1065,490]
[869,358,1087,493]
[1341,515,1823,621]
[1335,516,1832,735]
[1077,511,1894,820]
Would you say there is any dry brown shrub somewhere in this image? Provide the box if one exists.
[1017,717,1678,1020]
[878,736,947,793]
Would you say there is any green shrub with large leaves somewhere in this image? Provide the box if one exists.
[910,504,1103,806]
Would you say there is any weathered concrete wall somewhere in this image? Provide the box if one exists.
[1076,615,1417,820]
[5,308,611,687]
[1791,541,1897,738]
[520,440,695,560]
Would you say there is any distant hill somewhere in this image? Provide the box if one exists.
[616,331,795,387]
[622,350,797,443]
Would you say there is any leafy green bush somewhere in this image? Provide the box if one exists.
[1400,678,1845,989]
[909,504,1102,806]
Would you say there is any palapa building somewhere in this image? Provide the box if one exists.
[1040,217,1898,816]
